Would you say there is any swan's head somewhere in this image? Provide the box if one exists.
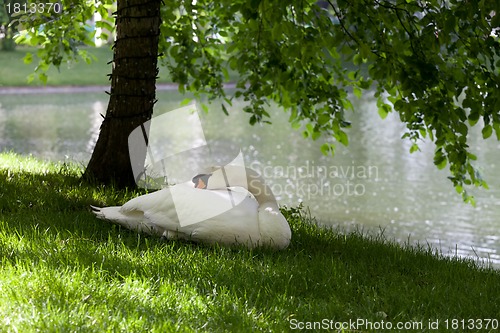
[192,173,212,189]
[191,166,249,190]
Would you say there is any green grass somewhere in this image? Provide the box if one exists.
[1,152,500,332]
[0,46,175,87]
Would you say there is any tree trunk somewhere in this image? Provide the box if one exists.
[83,0,162,188]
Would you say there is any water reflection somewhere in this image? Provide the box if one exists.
[87,100,106,154]
[0,91,499,267]
[0,93,106,162]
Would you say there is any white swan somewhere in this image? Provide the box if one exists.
[91,166,291,249]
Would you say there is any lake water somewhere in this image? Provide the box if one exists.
[1,89,499,268]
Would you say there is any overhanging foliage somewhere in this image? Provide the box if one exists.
[12,0,500,202]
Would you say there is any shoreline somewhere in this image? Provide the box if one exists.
[0,82,237,95]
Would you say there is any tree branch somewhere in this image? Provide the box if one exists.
[325,0,360,47]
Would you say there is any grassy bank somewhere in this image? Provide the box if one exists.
[1,152,499,332]
[0,46,241,87]
[0,46,175,87]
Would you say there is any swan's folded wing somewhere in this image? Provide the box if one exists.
[120,188,174,214]
[170,184,252,227]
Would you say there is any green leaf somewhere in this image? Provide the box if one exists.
[467,152,477,161]
[456,122,468,136]
[305,123,314,134]
[34,61,49,73]
[409,143,420,153]
[336,130,349,146]
[23,53,33,65]
[376,96,392,119]
[38,72,48,85]
[347,71,358,80]
[318,114,331,126]
[95,20,114,32]
[353,54,362,66]
[493,122,500,140]
[436,158,447,170]
[311,130,321,141]
[359,43,370,60]
[463,191,476,206]
[378,104,390,119]
[320,142,335,156]
[358,79,372,89]
[482,124,492,139]
[434,150,447,169]
[468,111,480,126]
[353,86,362,98]
[444,14,456,33]
[249,115,257,126]
[271,24,282,40]
[26,73,35,84]
[290,120,301,130]
[222,67,229,81]
[320,143,331,155]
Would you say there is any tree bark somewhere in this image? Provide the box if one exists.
[83,0,162,188]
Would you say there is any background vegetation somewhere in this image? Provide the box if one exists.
[0,46,163,86]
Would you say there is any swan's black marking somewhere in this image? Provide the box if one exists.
[192,173,212,189]
[220,167,236,206]
[192,170,236,206]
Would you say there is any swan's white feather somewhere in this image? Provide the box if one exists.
[92,167,291,249]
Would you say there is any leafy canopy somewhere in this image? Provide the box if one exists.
[12,0,500,203]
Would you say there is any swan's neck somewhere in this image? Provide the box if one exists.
[205,165,280,207]
[247,179,278,208]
